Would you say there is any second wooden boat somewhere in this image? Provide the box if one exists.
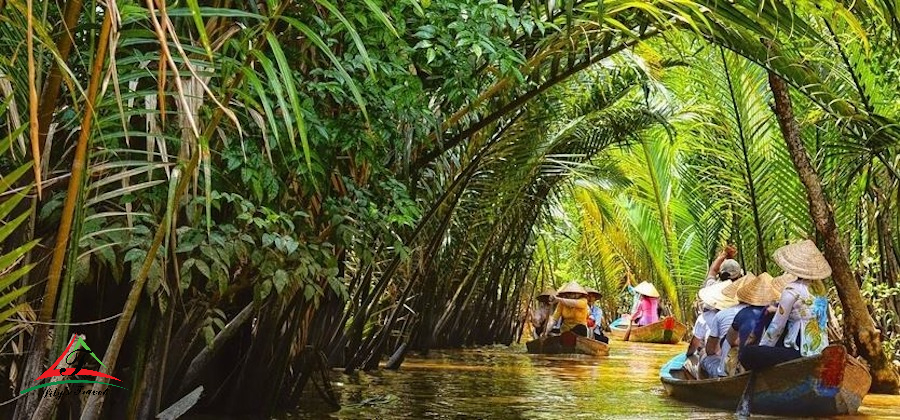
[525,331,609,356]
[609,316,687,344]
[659,345,871,416]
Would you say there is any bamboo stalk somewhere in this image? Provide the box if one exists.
[26,0,41,198]
[15,10,113,420]
[36,0,84,155]
[81,2,290,417]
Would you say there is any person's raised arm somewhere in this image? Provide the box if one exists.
[554,296,586,308]
[706,245,737,280]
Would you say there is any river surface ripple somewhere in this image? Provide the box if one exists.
[291,338,900,419]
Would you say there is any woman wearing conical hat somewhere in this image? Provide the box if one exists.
[543,281,590,337]
[724,273,782,347]
[682,279,738,379]
[719,273,784,375]
[687,280,738,358]
[740,240,833,372]
[630,281,661,327]
[701,272,755,378]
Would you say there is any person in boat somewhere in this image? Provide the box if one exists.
[722,272,782,375]
[704,245,742,289]
[700,273,754,378]
[742,273,796,347]
[544,281,590,337]
[630,281,661,327]
[585,287,609,344]
[686,280,734,358]
[739,240,832,371]
[618,277,641,325]
[694,246,741,320]
[530,288,557,339]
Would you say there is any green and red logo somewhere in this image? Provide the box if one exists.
[20,334,127,395]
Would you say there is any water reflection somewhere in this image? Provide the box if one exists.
[290,338,900,419]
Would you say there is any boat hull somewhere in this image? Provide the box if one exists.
[525,331,609,356]
[659,345,871,416]
[609,316,687,344]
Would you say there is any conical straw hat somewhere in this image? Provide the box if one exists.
[699,280,738,310]
[736,272,780,306]
[633,281,660,298]
[773,240,832,280]
[722,272,756,299]
[557,281,587,296]
[585,287,602,299]
[536,288,556,303]
[772,273,798,294]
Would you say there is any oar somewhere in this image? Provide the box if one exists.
[735,371,757,417]
[623,321,633,341]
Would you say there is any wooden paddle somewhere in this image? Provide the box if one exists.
[623,321,633,341]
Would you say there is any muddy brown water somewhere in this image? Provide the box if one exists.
[289,338,900,419]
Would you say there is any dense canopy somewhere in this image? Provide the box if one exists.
[1,0,899,417]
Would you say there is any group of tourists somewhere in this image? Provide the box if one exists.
[530,281,609,343]
[684,239,833,379]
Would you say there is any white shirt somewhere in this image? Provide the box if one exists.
[707,303,748,376]
[692,309,718,341]
[700,276,718,311]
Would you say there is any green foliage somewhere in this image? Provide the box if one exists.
[4,0,900,415]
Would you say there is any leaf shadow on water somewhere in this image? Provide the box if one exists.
[285,340,900,419]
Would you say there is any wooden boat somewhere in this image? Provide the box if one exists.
[609,316,687,344]
[525,330,609,356]
[659,345,871,416]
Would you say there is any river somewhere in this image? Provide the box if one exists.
[293,338,900,419]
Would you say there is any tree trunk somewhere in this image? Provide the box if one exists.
[767,70,900,393]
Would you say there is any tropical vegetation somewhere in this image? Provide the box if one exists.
[1,0,899,417]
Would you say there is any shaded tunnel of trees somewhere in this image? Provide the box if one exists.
[1,0,900,418]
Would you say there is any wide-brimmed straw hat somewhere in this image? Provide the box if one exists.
[773,240,832,280]
[722,272,756,299]
[586,287,602,299]
[699,280,739,310]
[536,288,556,303]
[736,272,780,306]
[633,281,660,298]
[772,273,798,293]
[720,259,743,280]
[556,281,587,296]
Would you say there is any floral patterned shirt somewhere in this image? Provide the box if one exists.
[759,280,829,356]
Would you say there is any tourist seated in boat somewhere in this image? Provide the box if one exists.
[687,280,734,358]
[586,287,609,344]
[739,240,832,371]
[740,273,795,347]
[630,281,661,327]
[530,288,557,339]
[693,246,740,322]
[699,274,753,378]
[544,281,590,337]
[721,272,782,374]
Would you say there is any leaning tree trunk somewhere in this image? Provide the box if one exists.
[767,70,900,393]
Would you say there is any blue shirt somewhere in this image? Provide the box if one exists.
[590,306,603,323]
[731,305,766,348]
